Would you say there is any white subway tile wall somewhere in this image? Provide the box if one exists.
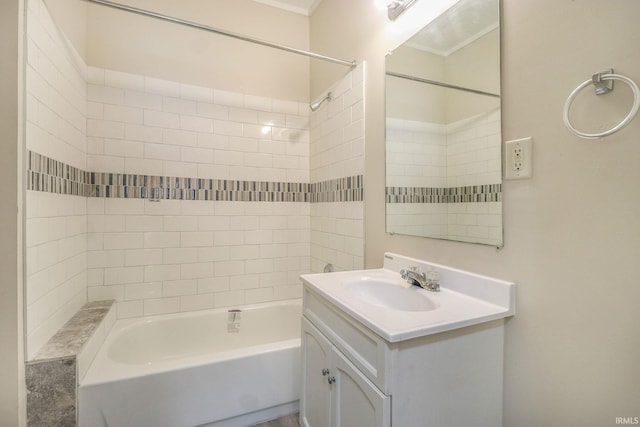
[385,111,502,244]
[81,65,312,318]
[24,0,365,358]
[310,64,365,184]
[87,199,310,318]
[25,192,88,360]
[25,0,88,359]
[386,119,447,189]
[446,201,503,244]
[445,107,502,188]
[86,67,310,183]
[309,64,365,272]
[387,111,502,189]
[311,202,364,272]
[444,109,502,243]
[385,203,448,239]
[26,0,87,169]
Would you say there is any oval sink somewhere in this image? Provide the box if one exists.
[345,278,439,312]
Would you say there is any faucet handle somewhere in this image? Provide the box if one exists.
[426,270,440,291]
[426,270,439,283]
[400,267,418,280]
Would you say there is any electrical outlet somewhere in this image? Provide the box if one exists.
[504,137,532,179]
[512,147,523,170]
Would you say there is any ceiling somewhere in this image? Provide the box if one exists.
[249,0,323,16]
[251,0,499,56]
[405,0,499,56]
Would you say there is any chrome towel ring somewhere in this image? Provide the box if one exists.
[563,70,640,139]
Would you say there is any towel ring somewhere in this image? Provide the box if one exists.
[563,73,640,139]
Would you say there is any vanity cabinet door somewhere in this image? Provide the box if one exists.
[331,348,391,427]
[301,318,332,427]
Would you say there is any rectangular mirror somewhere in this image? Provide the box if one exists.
[385,0,503,246]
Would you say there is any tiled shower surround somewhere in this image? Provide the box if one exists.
[28,151,362,203]
[309,67,365,273]
[28,146,362,319]
[386,112,501,244]
[26,0,88,360]
[25,0,364,359]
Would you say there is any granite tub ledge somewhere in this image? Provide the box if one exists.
[26,300,116,427]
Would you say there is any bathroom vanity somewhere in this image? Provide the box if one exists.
[299,253,515,427]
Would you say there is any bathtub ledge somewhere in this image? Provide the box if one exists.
[26,299,116,427]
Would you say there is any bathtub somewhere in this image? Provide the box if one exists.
[79,299,302,427]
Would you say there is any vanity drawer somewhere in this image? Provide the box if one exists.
[303,287,391,393]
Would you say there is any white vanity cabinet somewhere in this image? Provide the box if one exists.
[300,286,507,427]
[301,317,390,427]
[300,318,332,427]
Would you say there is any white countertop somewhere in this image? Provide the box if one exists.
[300,253,515,342]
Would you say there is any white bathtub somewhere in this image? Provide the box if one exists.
[79,299,302,427]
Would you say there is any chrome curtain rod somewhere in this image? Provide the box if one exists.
[386,71,500,98]
[81,0,357,68]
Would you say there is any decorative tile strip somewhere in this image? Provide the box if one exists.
[448,184,502,203]
[27,151,362,203]
[27,151,90,197]
[309,175,364,203]
[386,184,501,204]
[385,186,448,204]
[87,172,310,202]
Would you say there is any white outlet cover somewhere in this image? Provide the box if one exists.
[504,137,533,180]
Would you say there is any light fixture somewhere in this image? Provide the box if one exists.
[387,0,418,20]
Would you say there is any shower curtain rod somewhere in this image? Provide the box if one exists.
[81,0,357,68]
[386,71,500,98]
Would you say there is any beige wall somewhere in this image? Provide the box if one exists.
[0,0,25,424]
[84,0,310,101]
[386,29,500,124]
[44,0,88,58]
[445,29,500,123]
[445,28,500,93]
[312,0,640,425]
[386,46,446,123]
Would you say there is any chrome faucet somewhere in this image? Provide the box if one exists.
[400,267,440,292]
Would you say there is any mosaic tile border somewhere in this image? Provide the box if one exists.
[386,184,502,203]
[88,174,310,202]
[27,151,363,203]
[310,175,364,203]
[28,151,90,197]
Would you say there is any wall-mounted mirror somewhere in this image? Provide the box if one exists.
[385,0,503,246]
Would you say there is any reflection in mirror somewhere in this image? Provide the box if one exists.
[385,0,502,246]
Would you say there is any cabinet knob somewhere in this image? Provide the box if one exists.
[328,376,336,385]
[322,368,330,376]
